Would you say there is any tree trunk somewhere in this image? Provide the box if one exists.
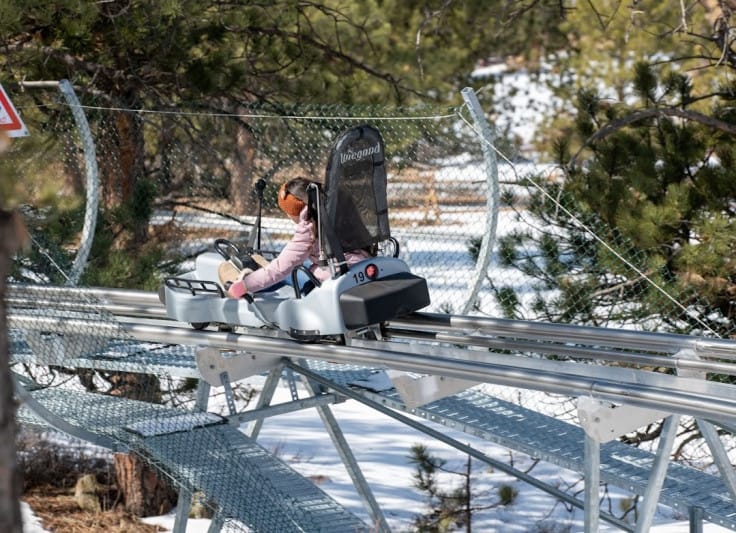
[0,208,28,533]
[108,374,166,514]
[227,118,257,216]
[99,111,143,210]
[113,453,177,517]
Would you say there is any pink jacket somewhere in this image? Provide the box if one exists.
[234,206,372,295]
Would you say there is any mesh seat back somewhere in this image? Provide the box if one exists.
[323,125,390,254]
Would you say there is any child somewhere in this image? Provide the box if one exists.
[223,176,373,298]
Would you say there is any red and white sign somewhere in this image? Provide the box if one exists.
[0,83,29,137]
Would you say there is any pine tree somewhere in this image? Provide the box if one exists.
[491,57,736,336]
[481,2,736,336]
[410,444,471,532]
[409,444,515,532]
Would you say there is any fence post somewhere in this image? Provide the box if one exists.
[460,87,498,314]
[58,79,99,285]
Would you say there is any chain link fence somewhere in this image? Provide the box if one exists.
[7,83,727,334]
[5,82,734,530]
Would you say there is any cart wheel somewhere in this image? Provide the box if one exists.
[190,322,209,330]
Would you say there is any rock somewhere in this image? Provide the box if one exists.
[74,474,102,513]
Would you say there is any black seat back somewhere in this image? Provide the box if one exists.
[316,125,390,274]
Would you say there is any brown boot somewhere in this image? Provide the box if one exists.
[218,261,241,286]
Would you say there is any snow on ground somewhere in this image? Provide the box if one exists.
[21,502,47,533]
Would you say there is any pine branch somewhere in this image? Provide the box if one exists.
[569,106,736,167]
[240,25,423,101]
[588,269,656,299]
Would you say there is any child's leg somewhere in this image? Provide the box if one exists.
[218,261,252,287]
[218,261,241,285]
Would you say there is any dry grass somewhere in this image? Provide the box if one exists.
[24,486,164,533]
[18,431,167,532]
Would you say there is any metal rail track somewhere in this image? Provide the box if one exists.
[9,283,736,531]
[9,284,736,425]
[10,283,736,362]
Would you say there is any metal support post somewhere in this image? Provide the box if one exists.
[689,506,704,533]
[584,433,600,532]
[207,512,225,533]
[286,366,299,400]
[219,372,237,415]
[634,415,680,533]
[172,380,211,533]
[194,379,211,412]
[696,419,736,503]
[171,489,192,533]
[244,365,282,439]
[228,393,342,425]
[296,361,391,532]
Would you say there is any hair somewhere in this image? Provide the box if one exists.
[282,176,316,204]
[280,177,321,219]
[280,176,378,256]
[278,177,320,237]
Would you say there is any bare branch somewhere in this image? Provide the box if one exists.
[415,0,454,81]
[570,106,736,167]
[584,0,614,31]
[590,270,655,299]
[241,24,423,99]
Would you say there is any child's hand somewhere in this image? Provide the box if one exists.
[227,280,248,298]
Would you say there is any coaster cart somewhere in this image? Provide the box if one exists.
[163,125,431,341]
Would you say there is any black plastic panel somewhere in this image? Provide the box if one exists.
[339,273,431,329]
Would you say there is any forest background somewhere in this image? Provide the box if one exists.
[3,1,736,531]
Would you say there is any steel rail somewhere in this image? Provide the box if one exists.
[70,311,736,378]
[10,284,736,376]
[12,312,736,425]
[391,312,736,359]
[6,296,169,320]
[7,284,162,307]
[380,328,736,377]
[10,283,736,359]
[13,284,736,359]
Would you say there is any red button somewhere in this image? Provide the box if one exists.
[365,264,379,279]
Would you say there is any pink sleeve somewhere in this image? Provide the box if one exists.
[243,215,315,292]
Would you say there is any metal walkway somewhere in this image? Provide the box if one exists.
[306,361,736,529]
[16,383,370,532]
[13,336,736,530]
[9,285,736,531]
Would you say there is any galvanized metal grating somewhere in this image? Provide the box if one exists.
[307,361,736,529]
[10,333,200,378]
[145,425,369,532]
[16,385,369,533]
[13,345,736,529]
